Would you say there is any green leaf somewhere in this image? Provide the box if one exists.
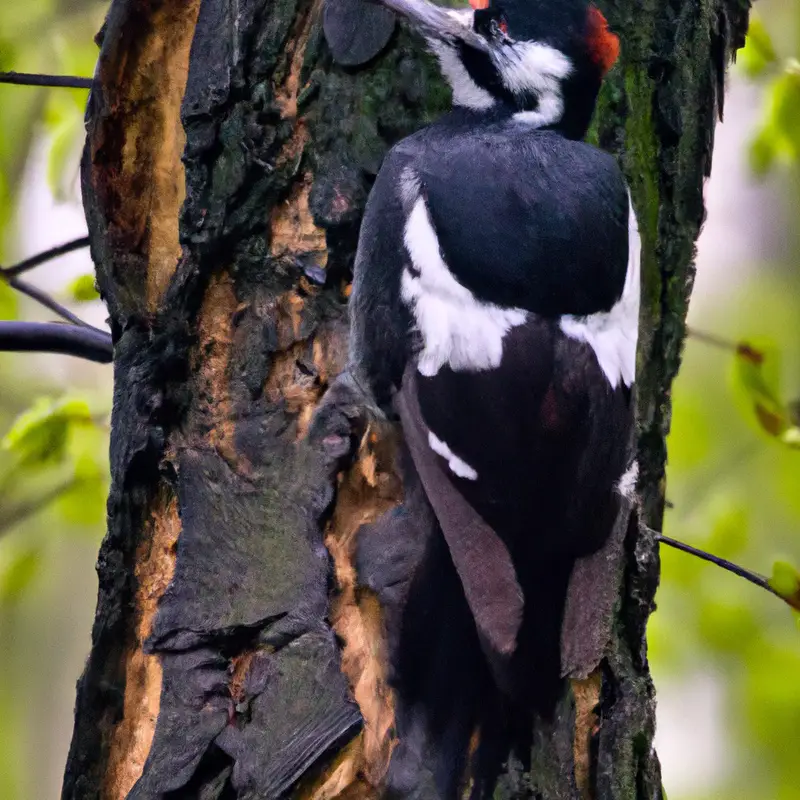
[0,545,41,603]
[771,63,800,160]
[749,63,800,175]
[739,16,778,78]
[769,561,800,610]
[730,341,800,447]
[1,396,92,466]
[67,273,100,302]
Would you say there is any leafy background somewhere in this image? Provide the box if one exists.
[0,1,799,798]
[0,2,109,798]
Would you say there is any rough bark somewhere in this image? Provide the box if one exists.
[62,0,752,798]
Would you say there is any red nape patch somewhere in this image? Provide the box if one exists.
[469,0,490,9]
[586,5,620,75]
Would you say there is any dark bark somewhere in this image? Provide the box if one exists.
[62,0,752,798]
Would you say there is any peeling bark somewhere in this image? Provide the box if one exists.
[63,0,752,798]
[103,494,181,800]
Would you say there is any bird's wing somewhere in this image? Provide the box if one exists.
[397,124,631,316]
[349,125,638,672]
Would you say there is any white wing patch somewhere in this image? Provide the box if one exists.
[428,431,478,480]
[560,197,641,389]
[400,176,526,377]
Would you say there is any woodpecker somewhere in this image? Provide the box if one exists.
[329,0,640,784]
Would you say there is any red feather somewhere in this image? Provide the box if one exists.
[586,5,620,75]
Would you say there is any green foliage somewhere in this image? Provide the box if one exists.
[0,386,109,800]
[742,10,800,178]
[730,341,800,447]
[749,67,800,175]
[67,273,100,302]
[0,544,42,603]
[658,272,800,800]
[42,29,101,199]
[2,396,92,466]
[0,279,18,320]
[0,0,105,257]
[770,561,800,610]
[0,14,108,794]
[0,394,110,528]
[739,17,778,77]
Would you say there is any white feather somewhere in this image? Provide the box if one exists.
[428,431,478,480]
[513,91,565,128]
[560,197,641,389]
[499,42,572,93]
[496,42,572,128]
[428,41,496,111]
[444,8,473,26]
[400,187,526,377]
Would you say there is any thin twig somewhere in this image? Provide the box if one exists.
[657,533,782,600]
[0,322,112,363]
[3,237,90,278]
[7,276,96,329]
[0,71,93,89]
[0,479,81,538]
[686,326,739,352]
[686,326,764,363]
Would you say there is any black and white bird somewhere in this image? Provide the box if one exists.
[331,0,640,782]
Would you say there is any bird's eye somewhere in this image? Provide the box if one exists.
[475,10,509,38]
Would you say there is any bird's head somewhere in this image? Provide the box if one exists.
[378,0,620,137]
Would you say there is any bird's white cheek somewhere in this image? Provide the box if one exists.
[428,41,496,111]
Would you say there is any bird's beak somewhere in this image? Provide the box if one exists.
[373,0,491,53]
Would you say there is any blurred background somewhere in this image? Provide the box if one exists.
[0,0,798,797]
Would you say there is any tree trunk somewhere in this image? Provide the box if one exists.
[62,0,752,798]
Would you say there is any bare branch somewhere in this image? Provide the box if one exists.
[687,326,764,363]
[657,532,782,601]
[7,276,98,329]
[3,237,90,278]
[0,71,93,89]
[0,322,112,363]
